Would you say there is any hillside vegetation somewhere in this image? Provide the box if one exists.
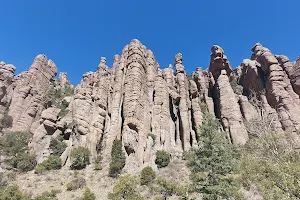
[1,109,299,199]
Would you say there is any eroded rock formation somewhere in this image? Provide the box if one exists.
[7,55,57,132]
[0,62,15,120]
[1,39,300,172]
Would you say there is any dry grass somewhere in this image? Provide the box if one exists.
[5,159,192,200]
[13,168,116,200]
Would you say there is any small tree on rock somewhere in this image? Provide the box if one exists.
[49,136,67,156]
[108,175,144,200]
[70,147,90,170]
[0,132,36,172]
[155,150,171,168]
[140,166,156,185]
[109,139,126,177]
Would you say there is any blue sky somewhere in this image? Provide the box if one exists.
[0,0,299,84]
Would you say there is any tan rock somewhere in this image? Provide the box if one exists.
[152,69,172,150]
[7,55,57,132]
[101,54,124,164]
[286,57,300,96]
[216,70,249,145]
[238,95,259,122]
[174,53,192,150]
[209,45,249,145]
[41,107,60,122]
[57,72,71,87]
[209,45,232,79]
[122,39,151,170]
[252,43,300,131]
[0,62,15,121]
[189,79,203,141]
[194,67,215,115]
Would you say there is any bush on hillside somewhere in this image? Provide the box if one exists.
[34,190,60,200]
[155,150,171,168]
[0,131,32,156]
[11,152,37,172]
[140,166,156,185]
[0,132,37,172]
[109,139,125,177]
[44,85,74,108]
[49,136,67,156]
[35,156,62,174]
[108,175,144,200]
[70,147,90,170]
[0,184,31,200]
[82,188,96,200]
[66,177,86,191]
[154,178,187,198]
[93,155,102,171]
[187,113,241,200]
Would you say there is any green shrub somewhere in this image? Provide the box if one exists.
[64,85,75,97]
[49,136,67,156]
[187,113,241,200]
[66,182,73,191]
[0,131,31,156]
[109,162,124,178]
[154,178,187,198]
[58,100,69,117]
[109,140,125,177]
[140,166,156,185]
[108,175,144,200]
[12,152,37,172]
[35,165,46,175]
[82,188,96,200]
[35,156,62,174]
[155,150,171,168]
[93,155,102,171]
[70,147,90,170]
[0,184,31,200]
[34,190,59,200]
[94,163,102,171]
[0,132,36,172]
[66,177,86,191]
[43,85,74,108]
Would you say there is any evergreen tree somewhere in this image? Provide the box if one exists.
[109,139,126,177]
[188,114,241,200]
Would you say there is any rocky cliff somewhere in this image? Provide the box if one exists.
[1,39,300,172]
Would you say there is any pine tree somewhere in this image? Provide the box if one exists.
[188,114,241,200]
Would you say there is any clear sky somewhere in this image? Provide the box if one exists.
[0,0,299,84]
